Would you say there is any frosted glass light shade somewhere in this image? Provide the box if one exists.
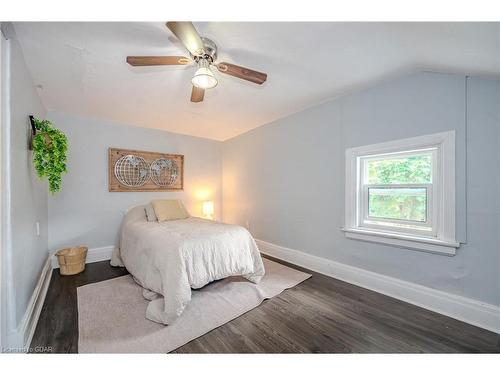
[192,60,218,89]
[192,67,218,89]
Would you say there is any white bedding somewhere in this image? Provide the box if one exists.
[111,206,265,324]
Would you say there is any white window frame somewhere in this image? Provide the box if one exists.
[359,148,437,236]
[343,131,459,256]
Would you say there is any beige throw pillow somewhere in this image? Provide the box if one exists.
[152,200,189,222]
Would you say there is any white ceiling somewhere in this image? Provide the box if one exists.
[14,22,500,141]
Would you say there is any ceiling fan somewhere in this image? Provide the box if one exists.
[126,22,268,103]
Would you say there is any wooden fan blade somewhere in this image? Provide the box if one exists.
[191,86,205,103]
[216,62,267,85]
[126,56,190,66]
[166,22,205,57]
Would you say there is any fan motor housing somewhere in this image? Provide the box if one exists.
[194,37,217,63]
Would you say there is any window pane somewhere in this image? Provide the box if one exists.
[366,153,432,184]
[368,187,427,222]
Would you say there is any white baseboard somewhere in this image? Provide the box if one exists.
[256,239,500,334]
[51,246,115,269]
[13,255,53,351]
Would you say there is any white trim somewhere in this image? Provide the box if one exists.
[0,22,4,349]
[7,255,52,352]
[0,26,14,350]
[256,239,500,334]
[342,228,458,256]
[438,130,456,243]
[51,245,115,269]
[344,131,457,255]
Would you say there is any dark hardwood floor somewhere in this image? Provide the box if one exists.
[30,256,500,353]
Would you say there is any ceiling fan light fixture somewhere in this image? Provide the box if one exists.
[127,22,268,103]
[192,60,218,89]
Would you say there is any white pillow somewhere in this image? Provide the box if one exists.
[145,203,158,222]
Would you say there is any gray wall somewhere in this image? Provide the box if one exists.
[47,112,223,251]
[223,72,500,306]
[2,25,48,330]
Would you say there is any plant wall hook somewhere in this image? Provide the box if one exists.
[29,115,37,150]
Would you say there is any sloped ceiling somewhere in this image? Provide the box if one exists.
[14,22,500,141]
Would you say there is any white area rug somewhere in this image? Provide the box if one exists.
[77,258,311,353]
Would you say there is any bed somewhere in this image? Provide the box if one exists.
[110,205,265,325]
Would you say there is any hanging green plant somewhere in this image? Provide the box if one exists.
[31,117,68,193]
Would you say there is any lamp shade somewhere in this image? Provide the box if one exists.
[202,200,214,219]
[192,59,218,89]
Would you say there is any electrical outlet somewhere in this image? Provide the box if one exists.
[36,222,40,236]
[246,220,250,231]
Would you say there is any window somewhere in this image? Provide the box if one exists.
[361,149,436,235]
[344,131,459,255]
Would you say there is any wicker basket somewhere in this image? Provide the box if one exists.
[56,246,88,275]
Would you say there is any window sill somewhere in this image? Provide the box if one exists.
[342,227,459,256]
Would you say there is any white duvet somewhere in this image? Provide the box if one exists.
[111,206,265,325]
